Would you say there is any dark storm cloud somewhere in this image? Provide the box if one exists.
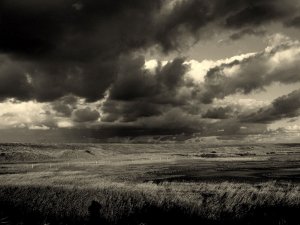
[72,107,100,122]
[197,59,249,104]
[108,56,157,101]
[154,0,299,51]
[224,1,292,28]
[0,56,32,101]
[0,0,163,101]
[0,0,299,103]
[132,109,268,136]
[202,106,234,119]
[240,89,300,123]
[51,95,78,117]
[102,57,191,122]
[109,57,189,102]
[135,108,204,131]
[0,0,162,59]
[1,0,296,58]
[154,0,213,52]
[229,28,266,40]
[286,16,300,27]
[102,100,163,123]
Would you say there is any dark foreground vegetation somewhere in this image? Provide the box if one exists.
[0,181,299,225]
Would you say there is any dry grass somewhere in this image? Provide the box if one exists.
[0,143,299,224]
[0,180,299,224]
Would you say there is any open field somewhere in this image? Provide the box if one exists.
[0,143,299,225]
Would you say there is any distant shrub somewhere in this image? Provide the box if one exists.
[200,153,218,158]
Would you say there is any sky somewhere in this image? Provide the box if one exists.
[0,0,300,142]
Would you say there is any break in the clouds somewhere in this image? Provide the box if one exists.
[0,0,300,140]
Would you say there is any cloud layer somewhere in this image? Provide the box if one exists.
[0,0,300,138]
[241,89,300,123]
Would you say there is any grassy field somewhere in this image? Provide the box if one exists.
[0,143,299,225]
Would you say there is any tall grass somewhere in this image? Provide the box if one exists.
[0,181,299,225]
